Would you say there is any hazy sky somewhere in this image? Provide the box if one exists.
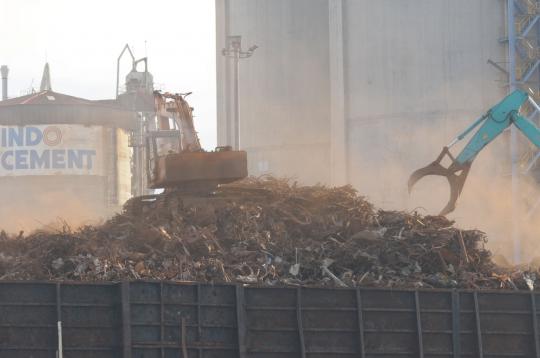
[0,0,217,148]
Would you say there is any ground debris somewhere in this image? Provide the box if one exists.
[0,176,534,289]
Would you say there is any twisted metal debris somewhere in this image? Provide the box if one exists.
[0,177,534,289]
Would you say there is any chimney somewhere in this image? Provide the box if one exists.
[0,65,8,101]
[40,63,51,92]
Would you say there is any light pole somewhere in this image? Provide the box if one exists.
[222,35,257,150]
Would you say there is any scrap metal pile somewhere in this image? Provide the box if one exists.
[0,177,535,289]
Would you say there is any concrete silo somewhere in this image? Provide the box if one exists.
[0,65,135,230]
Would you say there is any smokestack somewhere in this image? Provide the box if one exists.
[0,65,8,101]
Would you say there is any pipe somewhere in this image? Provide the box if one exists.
[528,95,540,113]
[0,65,8,101]
[57,321,63,358]
[116,44,135,99]
[233,50,240,150]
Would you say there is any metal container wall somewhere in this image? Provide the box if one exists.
[1,281,539,357]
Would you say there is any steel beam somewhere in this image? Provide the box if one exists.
[508,0,521,263]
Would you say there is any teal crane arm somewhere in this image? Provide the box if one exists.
[408,89,540,216]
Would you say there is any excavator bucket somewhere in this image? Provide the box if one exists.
[149,149,248,191]
[408,147,471,216]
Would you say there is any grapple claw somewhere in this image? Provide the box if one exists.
[408,147,471,216]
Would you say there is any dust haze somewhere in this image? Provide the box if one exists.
[352,119,540,264]
[0,179,111,233]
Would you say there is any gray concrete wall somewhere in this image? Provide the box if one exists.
[217,0,507,207]
[343,0,507,208]
[216,0,332,184]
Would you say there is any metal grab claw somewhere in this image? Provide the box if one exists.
[408,147,471,216]
[407,90,535,215]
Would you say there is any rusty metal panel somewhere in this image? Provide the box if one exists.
[475,291,536,357]
[60,283,121,358]
[129,282,238,358]
[243,287,297,357]
[0,282,121,358]
[361,289,419,357]
[150,151,248,188]
[0,282,57,358]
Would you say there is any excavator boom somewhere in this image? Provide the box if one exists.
[409,89,540,215]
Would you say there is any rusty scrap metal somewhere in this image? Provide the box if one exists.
[0,176,535,290]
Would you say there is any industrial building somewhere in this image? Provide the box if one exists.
[0,43,224,230]
[5,2,540,357]
[216,0,539,210]
[0,64,136,229]
[0,41,244,230]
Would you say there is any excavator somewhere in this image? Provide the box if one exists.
[145,90,247,193]
[409,89,540,216]
[115,44,247,195]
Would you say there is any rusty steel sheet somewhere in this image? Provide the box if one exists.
[149,150,248,189]
[1,281,540,358]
